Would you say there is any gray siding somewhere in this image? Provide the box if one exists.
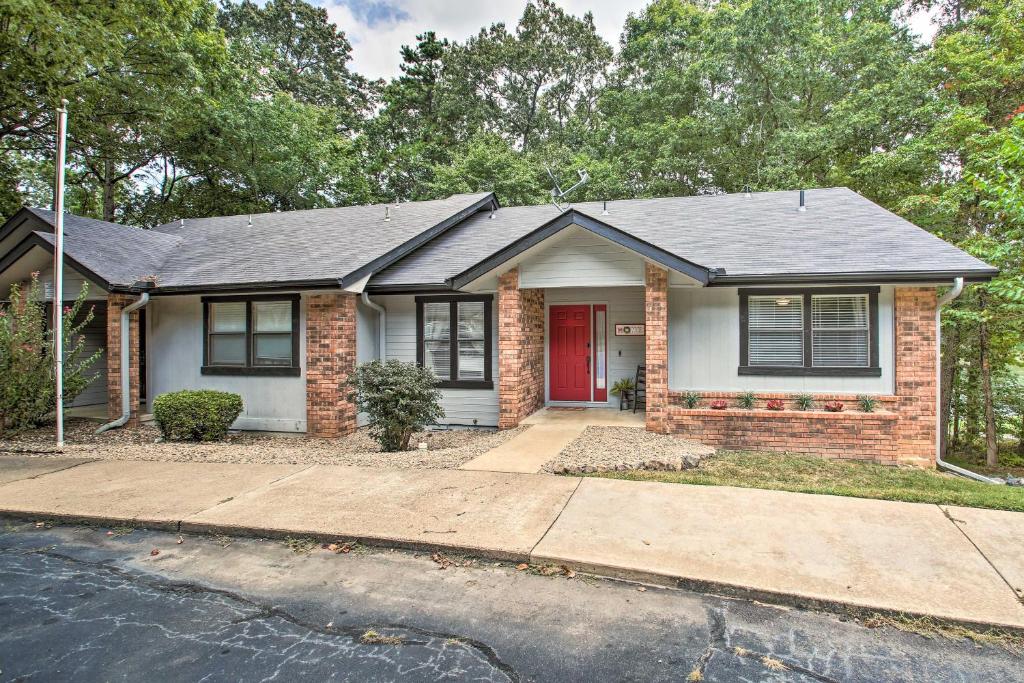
[355,298,380,426]
[380,294,499,427]
[519,226,645,288]
[147,294,308,432]
[71,302,107,407]
[545,287,646,407]
[668,286,896,394]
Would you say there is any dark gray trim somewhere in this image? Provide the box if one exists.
[714,270,997,286]
[415,293,493,390]
[447,209,712,290]
[738,287,881,377]
[340,194,498,288]
[0,208,40,244]
[365,283,453,294]
[201,293,301,376]
[154,279,341,295]
[0,232,114,292]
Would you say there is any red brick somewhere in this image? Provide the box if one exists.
[306,293,357,438]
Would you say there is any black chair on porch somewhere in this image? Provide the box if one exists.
[633,365,646,413]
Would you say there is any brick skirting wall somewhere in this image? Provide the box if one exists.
[497,267,545,429]
[106,293,141,425]
[306,293,357,438]
[663,287,939,467]
[645,264,669,433]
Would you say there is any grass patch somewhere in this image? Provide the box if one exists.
[591,451,1024,512]
[283,536,319,554]
[360,629,403,645]
[862,613,1024,653]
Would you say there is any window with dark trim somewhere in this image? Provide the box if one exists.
[202,294,300,376]
[416,294,493,389]
[738,287,881,377]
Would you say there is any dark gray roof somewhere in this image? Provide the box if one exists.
[370,188,996,287]
[28,209,182,287]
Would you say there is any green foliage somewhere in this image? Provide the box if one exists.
[610,377,635,397]
[736,392,756,409]
[346,360,445,452]
[795,394,815,411]
[0,275,101,436]
[857,395,879,413]
[682,391,701,408]
[151,390,244,441]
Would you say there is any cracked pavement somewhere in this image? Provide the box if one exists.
[0,521,1020,682]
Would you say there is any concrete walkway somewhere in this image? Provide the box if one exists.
[1,455,1023,629]
[459,407,645,473]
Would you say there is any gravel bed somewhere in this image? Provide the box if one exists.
[0,419,526,470]
[543,426,715,474]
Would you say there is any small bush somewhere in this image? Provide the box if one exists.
[682,391,701,408]
[766,399,785,411]
[794,394,814,411]
[857,395,879,413]
[610,377,635,397]
[346,360,444,452]
[737,391,756,409]
[152,390,243,441]
[824,401,844,413]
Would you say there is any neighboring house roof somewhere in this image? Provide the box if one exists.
[0,188,997,294]
[371,188,997,289]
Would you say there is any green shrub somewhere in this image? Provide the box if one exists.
[857,395,879,413]
[737,391,756,409]
[794,394,814,411]
[152,390,243,441]
[610,377,635,397]
[346,360,444,452]
[1,274,101,436]
[682,391,701,408]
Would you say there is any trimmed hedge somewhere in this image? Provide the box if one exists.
[152,390,244,441]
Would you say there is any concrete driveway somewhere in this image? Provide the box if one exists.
[1,454,1022,629]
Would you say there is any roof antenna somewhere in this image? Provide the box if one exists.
[546,166,589,211]
[743,184,751,198]
[601,200,610,216]
[384,206,391,222]
[799,189,807,212]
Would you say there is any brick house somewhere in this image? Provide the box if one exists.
[0,189,997,466]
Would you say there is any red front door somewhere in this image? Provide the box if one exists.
[550,305,591,401]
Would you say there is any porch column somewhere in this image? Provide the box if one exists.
[306,292,358,438]
[644,263,669,433]
[894,287,937,466]
[106,293,141,425]
[498,267,545,429]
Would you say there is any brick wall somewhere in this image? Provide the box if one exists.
[106,293,140,424]
[306,292,357,438]
[644,263,669,433]
[894,287,938,466]
[497,267,545,428]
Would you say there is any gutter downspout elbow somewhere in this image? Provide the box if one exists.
[361,291,386,360]
[96,292,150,434]
[934,278,1002,484]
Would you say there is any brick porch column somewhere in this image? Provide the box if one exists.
[498,267,545,429]
[894,287,938,466]
[644,263,669,433]
[106,293,141,425]
[306,292,358,438]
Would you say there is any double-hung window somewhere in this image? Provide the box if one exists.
[203,295,300,376]
[739,288,879,376]
[416,295,493,388]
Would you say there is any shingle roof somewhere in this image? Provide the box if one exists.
[370,188,997,287]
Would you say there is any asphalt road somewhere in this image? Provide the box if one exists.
[0,520,1020,682]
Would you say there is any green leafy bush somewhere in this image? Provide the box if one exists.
[610,377,635,397]
[682,391,701,408]
[152,390,243,441]
[1,274,101,436]
[794,394,814,411]
[857,395,879,413]
[346,360,444,452]
[737,391,756,409]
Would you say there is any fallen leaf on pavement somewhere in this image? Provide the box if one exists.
[150,548,160,556]
[637,586,646,592]
[176,536,184,545]
[516,563,529,571]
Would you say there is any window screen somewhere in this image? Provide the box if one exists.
[747,295,804,366]
[812,294,870,367]
[457,301,485,380]
[422,302,451,380]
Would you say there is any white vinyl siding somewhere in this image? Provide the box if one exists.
[811,294,870,367]
[747,295,804,366]
[519,226,645,288]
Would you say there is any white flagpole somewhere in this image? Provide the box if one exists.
[53,99,68,450]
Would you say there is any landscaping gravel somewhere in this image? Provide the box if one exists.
[544,426,715,474]
[0,418,526,470]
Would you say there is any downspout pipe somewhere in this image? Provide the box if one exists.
[361,291,386,359]
[934,278,1003,484]
[96,292,150,434]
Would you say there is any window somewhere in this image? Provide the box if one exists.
[416,295,493,388]
[739,288,879,376]
[202,295,300,376]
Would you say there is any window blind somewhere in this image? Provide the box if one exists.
[812,294,869,367]
[747,295,804,366]
[422,301,451,380]
[456,301,485,380]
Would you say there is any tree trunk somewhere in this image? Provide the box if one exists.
[939,324,959,458]
[978,301,998,466]
[102,158,116,222]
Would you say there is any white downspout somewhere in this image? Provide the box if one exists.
[96,292,150,433]
[361,291,386,359]
[934,278,1002,484]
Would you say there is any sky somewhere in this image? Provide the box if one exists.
[318,0,942,81]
